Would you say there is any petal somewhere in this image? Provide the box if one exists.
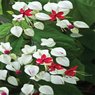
[0,70,8,80]
[41,38,56,47]
[51,47,66,57]
[51,75,64,84]
[6,65,15,71]
[63,76,77,84]
[0,54,11,64]
[22,45,36,55]
[24,28,34,36]
[58,1,73,9]
[10,26,23,37]
[35,13,50,21]
[7,76,18,86]
[28,1,42,11]
[74,21,89,28]
[44,2,58,12]
[21,84,34,95]
[56,57,70,67]
[34,22,44,30]
[25,65,39,77]
[70,33,83,38]
[18,54,32,65]
[39,85,54,95]
[0,87,9,95]
[12,2,28,11]
[37,71,51,82]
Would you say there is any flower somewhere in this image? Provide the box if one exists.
[39,85,54,95]
[0,70,8,81]
[36,54,53,65]
[22,45,36,55]
[33,49,50,59]
[12,14,24,22]
[24,28,34,37]
[20,8,32,17]
[21,84,34,95]
[7,76,18,86]
[65,66,78,77]
[56,57,70,67]
[0,87,9,95]
[0,42,12,54]
[48,62,63,72]
[51,47,66,57]
[10,26,23,37]
[34,22,44,30]
[6,61,21,74]
[24,65,39,77]
[49,10,64,21]
[41,38,56,47]
[28,1,42,11]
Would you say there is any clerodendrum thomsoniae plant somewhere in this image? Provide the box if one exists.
[0,0,89,95]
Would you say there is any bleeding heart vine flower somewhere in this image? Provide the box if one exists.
[0,42,12,54]
[41,38,56,47]
[0,87,9,95]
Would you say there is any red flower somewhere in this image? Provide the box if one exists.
[15,70,22,75]
[48,62,63,72]
[65,66,78,77]
[49,10,64,21]
[36,54,53,65]
[20,8,32,17]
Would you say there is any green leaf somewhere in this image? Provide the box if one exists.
[0,23,12,38]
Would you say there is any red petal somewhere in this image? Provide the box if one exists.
[41,54,46,60]
[56,12,64,19]
[24,9,32,16]
[20,8,24,14]
[44,57,53,63]
[36,59,43,64]
[65,66,78,76]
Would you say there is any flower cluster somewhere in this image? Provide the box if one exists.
[0,38,79,95]
[10,1,89,38]
[0,0,88,95]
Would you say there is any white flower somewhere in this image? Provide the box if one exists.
[10,26,23,37]
[39,85,54,95]
[18,54,32,65]
[0,42,12,54]
[25,65,39,77]
[12,2,28,11]
[58,1,73,9]
[12,14,24,21]
[63,76,79,84]
[33,49,50,59]
[70,27,83,38]
[21,84,34,95]
[51,75,64,84]
[35,13,50,21]
[44,2,58,12]
[0,70,8,80]
[7,76,18,86]
[6,61,21,72]
[24,28,34,37]
[0,54,11,64]
[37,71,51,82]
[56,57,70,67]
[51,47,66,57]
[34,22,44,30]
[41,38,56,47]
[22,45,36,55]
[0,87,9,95]
[56,19,71,28]
[74,21,89,28]
[28,1,42,11]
